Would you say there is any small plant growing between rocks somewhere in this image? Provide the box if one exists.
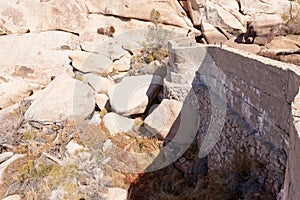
[281,0,300,35]
[141,9,169,60]
[130,9,169,76]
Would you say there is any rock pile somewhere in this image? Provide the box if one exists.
[0,1,195,197]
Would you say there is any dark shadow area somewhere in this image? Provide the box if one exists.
[126,45,280,200]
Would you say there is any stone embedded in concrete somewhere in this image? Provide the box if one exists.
[82,73,115,94]
[102,112,134,135]
[109,75,162,116]
[165,39,300,197]
[284,91,300,199]
[24,73,95,122]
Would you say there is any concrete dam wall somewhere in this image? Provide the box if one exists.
[164,38,300,199]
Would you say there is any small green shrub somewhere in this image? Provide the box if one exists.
[138,9,169,62]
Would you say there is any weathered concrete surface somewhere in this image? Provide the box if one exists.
[165,38,300,198]
[205,47,300,199]
[207,47,298,151]
[283,85,300,200]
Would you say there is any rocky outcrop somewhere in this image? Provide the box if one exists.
[0,152,13,163]
[224,38,262,54]
[0,0,88,34]
[246,14,283,45]
[0,31,79,87]
[240,0,291,16]
[258,35,300,66]
[85,0,193,29]
[265,36,299,50]
[1,0,300,199]
[204,0,246,34]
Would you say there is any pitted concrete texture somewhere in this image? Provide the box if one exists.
[166,38,300,199]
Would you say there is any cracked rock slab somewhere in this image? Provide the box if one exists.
[69,51,113,75]
[82,73,115,94]
[85,0,193,29]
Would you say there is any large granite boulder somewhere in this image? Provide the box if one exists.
[25,73,95,122]
[0,0,88,34]
[144,99,199,142]
[0,31,79,87]
[190,0,247,34]
[109,75,162,116]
